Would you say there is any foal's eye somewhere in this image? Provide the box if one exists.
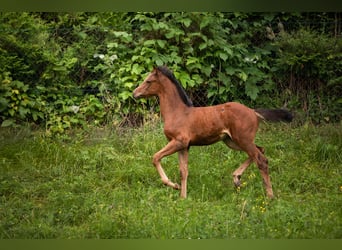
[146,80,152,84]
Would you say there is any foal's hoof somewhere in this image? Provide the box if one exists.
[233,175,241,187]
[173,183,181,190]
[266,191,275,199]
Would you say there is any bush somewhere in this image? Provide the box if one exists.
[1,12,341,131]
[271,28,342,123]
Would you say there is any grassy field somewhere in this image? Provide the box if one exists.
[0,121,341,239]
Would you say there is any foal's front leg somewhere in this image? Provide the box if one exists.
[178,149,189,198]
[152,139,184,191]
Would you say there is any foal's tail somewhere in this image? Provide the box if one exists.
[255,108,293,123]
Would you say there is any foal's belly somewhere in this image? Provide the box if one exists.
[189,131,228,146]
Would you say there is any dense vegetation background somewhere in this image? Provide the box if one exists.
[0,12,341,133]
[1,13,341,239]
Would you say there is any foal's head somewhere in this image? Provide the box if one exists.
[133,67,163,99]
[133,66,193,107]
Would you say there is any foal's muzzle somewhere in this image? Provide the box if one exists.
[133,88,142,99]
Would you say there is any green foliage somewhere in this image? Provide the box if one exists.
[111,12,275,105]
[271,28,342,123]
[273,28,342,87]
[0,12,341,131]
[0,73,44,127]
[0,13,49,127]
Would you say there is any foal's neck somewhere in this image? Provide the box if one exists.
[158,81,190,123]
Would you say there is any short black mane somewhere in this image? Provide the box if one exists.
[156,66,194,107]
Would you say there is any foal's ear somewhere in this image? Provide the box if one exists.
[153,66,160,75]
[153,64,167,74]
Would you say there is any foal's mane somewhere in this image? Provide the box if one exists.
[156,66,194,107]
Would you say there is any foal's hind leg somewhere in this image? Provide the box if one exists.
[232,146,265,187]
[232,158,253,187]
[248,145,274,198]
[223,138,263,188]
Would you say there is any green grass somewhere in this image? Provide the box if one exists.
[0,122,341,239]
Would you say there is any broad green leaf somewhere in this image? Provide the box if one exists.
[200,17,211,29]
[143,40,155,47]
[192,74,203,85]
[176,71,191,88]
[245,82,259,100]
[238,72,248,82]
[78,32,87,39]
[155,58,163,66]
[219,52,228,61]
[124,82,134,89]
[202,66,212,77]
[199,43,207,51]
[218,72,230,83]
[186,57,199,66]
[0,97,9,112]
[119,91,132,101]
[1,119,15,127]
[107,42,118,48]
[19,106,29,118]
[225,67,236,75]
[156,40,166,49]
[132,64,144,75]
[182,18,192,28]
[8,109,15,116]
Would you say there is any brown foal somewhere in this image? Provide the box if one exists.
[133,66,292,199]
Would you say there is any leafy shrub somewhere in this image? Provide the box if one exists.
[0,71,45,127]
[271,28,342,122]
[0,12,341,131]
